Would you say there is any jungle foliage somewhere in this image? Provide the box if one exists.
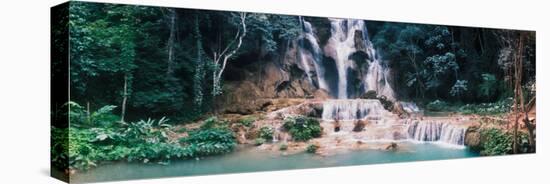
[283,116,322,141]
[60,102,236,171]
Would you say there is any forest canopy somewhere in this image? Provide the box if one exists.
[65,2,535,123]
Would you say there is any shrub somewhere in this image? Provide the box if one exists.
[306,144,319,153]
[180,128,237,156]
[480,128,512,156]
[259,126,274,140]
[459,98,512,115]
[67,116,187,170]
[426,100,449,111]
[283,116,322,141]
[201,116,219,130]
[239,116,256,127]
[176,127,187,133]
[67,101,120,127]
[479,73,498,98]
[254,138,266,146]
[279,143,288,151]
[51,127,69,170]
[68,128,101,170]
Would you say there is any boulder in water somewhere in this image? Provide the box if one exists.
[352,120,366,132]
[385,142,398,151]
[464,126,481,151]
[334,120,341,132]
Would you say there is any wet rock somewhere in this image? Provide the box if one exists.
[352,120,366,132]
[465,126,482,151]
[385,142,398,151]
[313,89,330,100]
[392,102,409,118]
[334,120,341,132]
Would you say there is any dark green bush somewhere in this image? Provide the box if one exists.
[426,100,449,111]
[259,126,274,140]
[306,144,319,153]
[201,116,219,130]
[51,127,69,170]
[283,116,322,141]
[180,128,237,156]
[64,102,238,171]
[67,116,186,170]
[279,143,288,151]
[480,128,512,156]
[254,138,266,146]
[459,98,512,115]
[239,116,256,127]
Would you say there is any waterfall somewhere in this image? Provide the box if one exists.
[325,19,359,99]
[298,18,395,100]
[298,17,329,91]
[407,120,467,146]
[321,99,391,121]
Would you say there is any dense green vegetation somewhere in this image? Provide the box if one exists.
[478,128,530,156]
[426,98,512,115]
[259,126,275,140]
[68,2,302,122]
[368,23,535,104]
[65,2,535,121]
[306,144,319,153]
[60,102,236,171]
[283,116,322,141]
[179,128,237,156]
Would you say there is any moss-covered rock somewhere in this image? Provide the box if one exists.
[464,126,482,151]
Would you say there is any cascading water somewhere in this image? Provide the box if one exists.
[400,102,421,114]
[298,18,395,100]
[298,17,329,91]
[321,99,391,121]
[407,120,467,146]
[295,18,466,148]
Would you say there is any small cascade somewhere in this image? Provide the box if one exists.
[321,99,391,121]
[400,102,420,113]
[407,120,467,146]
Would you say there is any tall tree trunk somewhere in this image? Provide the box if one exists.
[120,75,128,122]
[211,13,247,96]
[512,33,527,153]
[86,101,91,124]
[166,9,176,77]
[515,33,536,152]
[193,15,206,112]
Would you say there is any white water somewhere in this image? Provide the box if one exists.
[298,18,395,99]
[407,120,467,146]
[324,19,394,99]
[299,18,465,147]
[298,17,329,91]
[321,99,392,121]
[324,19,360,99]
[401,102,421,113]
[319,99,467,147]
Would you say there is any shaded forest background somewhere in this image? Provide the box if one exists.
[60,2,535,123]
